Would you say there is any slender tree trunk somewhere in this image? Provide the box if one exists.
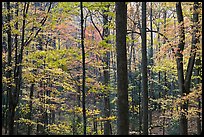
[191,2,201,135]
[6,2,15,135]
[5,90,8,134]
[141,2,148,135]
[163,73,167,135]
[50,83,55,125]
[115,2,129,135]
[37,48,44,135]
[80,2,87,135]
[76,75,81,134]
[162,8,167,135]
[28,83,34,135]
[138,72,142,134]
[13,2,19,134]
[128,21,136,133]
[43,71,48,135]
[157,10,161,111]
[58,32,60,50]
[176,2,200,135]
[184,2,199,94]
[93,95,98,134]
[72,110,76,135]
[103,4,111,135]
[12,3,29,135]
[175,2,187,135]
[195,57,201,135]
[149,2,154,135]
[2,21,8,132]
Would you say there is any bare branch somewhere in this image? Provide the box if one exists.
[24,2,53,46]
[88,9,104,40]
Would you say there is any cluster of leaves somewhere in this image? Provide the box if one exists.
[151,83,202,121]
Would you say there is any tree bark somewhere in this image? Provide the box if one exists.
[141,2,148,135]
[80,2,87,135]
[138,72,142,134]
[149,2,154,135]
[175,2,187,135]
[162,8,167,135]
[195,56,201,135]
[103,4,111,135]
[6,2,14,135]
[191,2,201,135]
[184,2,199,93]
[115,2,129,135]
[28,83,34,135]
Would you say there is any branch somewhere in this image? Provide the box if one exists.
[127,30,141,35]
[24,2,52,46]
[127,16,137,25]
[88,9,104,40]
[184,2,200,93]
[146,28,169,42]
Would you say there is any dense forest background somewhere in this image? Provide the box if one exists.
[1,2,202,135]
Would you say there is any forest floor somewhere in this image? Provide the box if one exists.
[151,110,201,135]
[2,111,201,135]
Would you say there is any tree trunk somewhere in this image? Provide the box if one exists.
[138,72,142,134]
[6,2,14,135]
[80,2,87,135]
[103,4,111,135]
[141,2,148,135]
[149,2,154,135]
[175,2,187,135]
[128,18,136,133]
[115,2,129,135]
[157,10,161,111]
[195,57,201,135]
[13,2,19,134]
[191,2,201,135]
[28,83,34,135]
[162,8,167,135]
[93,95,98,134]
[184,2,199,93]
[76,75,81,134]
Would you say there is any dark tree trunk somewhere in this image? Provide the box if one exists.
[141,2,148,135]
[14,2,19,105]
[6,2,14,135]
[163,73,167,135]
[28,83,34,135]
[176,2,200,135]
[175,2,187,135]
[80,2,87,135]
[72,110,76,135]
[128,15,137,133]
[184,2,199,93]
[195,57,201,135]
[156,10,161,111]
[149,2,154,135]
[76,75,81,135]
[138,73,142,134]
[191,2,201,135]
[43,83,48,134]
[103,4,111,135]
[115,2,129,135]
[58,33,61,50]
[162,9,167,135]
[93,95,98,134]
[13,4,19,133]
